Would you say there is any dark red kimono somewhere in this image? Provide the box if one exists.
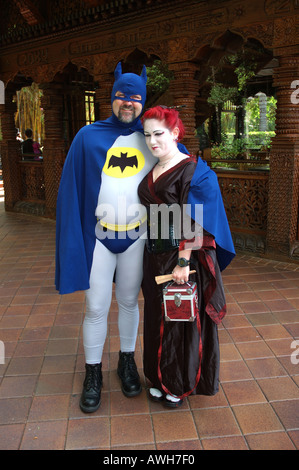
[138,158,227,397]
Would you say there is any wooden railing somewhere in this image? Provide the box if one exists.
[215,167,269,235]
[18,160,45,202]
[208,158,269,172]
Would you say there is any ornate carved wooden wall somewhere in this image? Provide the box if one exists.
[217,169,269,254]
[0,0,298,260]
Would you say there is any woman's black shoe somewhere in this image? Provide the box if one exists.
[163,395,184,408]
[117,351,142,397]
[148,388,164,403]
[79,363,102,413]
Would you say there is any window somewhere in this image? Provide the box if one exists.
[85,91,95,125]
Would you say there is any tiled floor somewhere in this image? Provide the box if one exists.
[0,197,298,450]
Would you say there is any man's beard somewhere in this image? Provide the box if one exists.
[118,105,136,123]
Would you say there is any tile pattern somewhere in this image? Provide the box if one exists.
[0,201,298,450]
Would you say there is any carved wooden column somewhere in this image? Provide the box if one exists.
[94,72,114,121]
[266,53,299,258]
[168,62,199,156]
[40,83,66,219]
[0,86,22,211]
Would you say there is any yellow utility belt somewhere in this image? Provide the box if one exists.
[99,214,147,232]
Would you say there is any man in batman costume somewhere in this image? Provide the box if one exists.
[55,62,235,413]
[56,62,157,412]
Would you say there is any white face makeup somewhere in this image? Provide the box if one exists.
[143,119,179,160]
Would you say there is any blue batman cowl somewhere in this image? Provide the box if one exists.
[108,62,147,130]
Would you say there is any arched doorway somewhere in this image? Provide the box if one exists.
[189,31,276,253]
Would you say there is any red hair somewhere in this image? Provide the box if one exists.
[142,106,185,142]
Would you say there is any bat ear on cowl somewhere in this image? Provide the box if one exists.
[114,61,147,82]
[114,62,123,80]
[140,65,147,83]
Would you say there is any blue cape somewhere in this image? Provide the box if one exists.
[187,158,235,271]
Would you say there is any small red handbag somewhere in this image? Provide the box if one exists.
[162,281,199,321]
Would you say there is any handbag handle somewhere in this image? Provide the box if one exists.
[155,270,196,285]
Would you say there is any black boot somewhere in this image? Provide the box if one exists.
[117,351,142,397]
[79,363,102,413]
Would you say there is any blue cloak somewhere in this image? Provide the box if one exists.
[187,158,235,271]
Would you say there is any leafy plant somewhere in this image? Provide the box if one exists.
[146,60,174,94]
[207,83,237,107]
[245,131,275,150]
[227,54,257,92]
[211,138,246,160]
[207,50,259,143]
[245,95,277,132]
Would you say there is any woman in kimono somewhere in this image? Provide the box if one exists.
[138,106,235,407]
